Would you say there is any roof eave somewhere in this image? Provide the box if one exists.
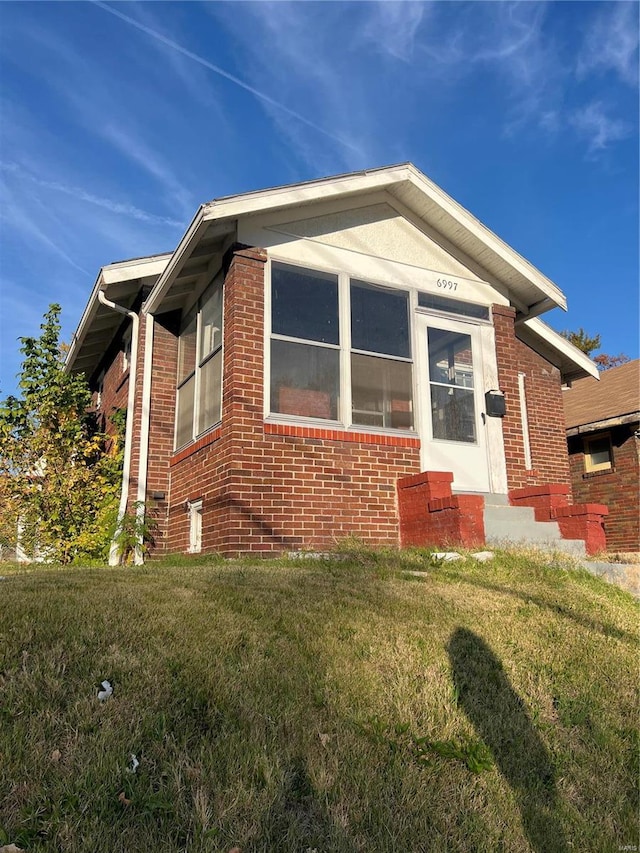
[145,163,568,317]
[522,317,600,381]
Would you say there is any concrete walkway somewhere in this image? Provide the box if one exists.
[579,558,640,598]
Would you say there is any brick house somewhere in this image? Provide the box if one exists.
[65,164,604,560]
[564,360,640,552]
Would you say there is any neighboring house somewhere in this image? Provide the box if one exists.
[564,360,640,552]
[65,163,602,560]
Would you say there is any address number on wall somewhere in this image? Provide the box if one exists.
[436,278,458,291]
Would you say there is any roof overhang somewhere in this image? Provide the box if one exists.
[144,163,568,317]
[65,254,171,379]
[566,412,640,436]
[518,317,600,383]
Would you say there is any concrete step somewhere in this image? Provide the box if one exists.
[482,500,586,557]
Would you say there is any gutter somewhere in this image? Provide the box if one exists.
[135,312,154,566]
[97,290,139,566]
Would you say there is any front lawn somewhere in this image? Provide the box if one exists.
[0,548,637,852]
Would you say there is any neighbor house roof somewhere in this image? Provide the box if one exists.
[564,359,640,434]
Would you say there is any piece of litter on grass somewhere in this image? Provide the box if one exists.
[0,845,25,853]
[118,791,131,806]
[51,749,61,762]
[432,552,463,562]
[126,754,139,773]
[97,680,113,701]
[471,551,495,562]
[318,732,330,747]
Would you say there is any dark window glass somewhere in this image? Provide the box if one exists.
[350,281,410,358]
[272,263,339,344]
[418,292,489,320]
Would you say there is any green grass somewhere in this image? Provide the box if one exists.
[0,548,637,852]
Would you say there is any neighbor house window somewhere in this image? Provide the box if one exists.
[175,275,223,449]
[584,434,613,473]
[268,262,413,430]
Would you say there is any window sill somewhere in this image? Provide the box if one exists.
[264,421,420,448]
[582,467,615,479]
[171,425,222,466]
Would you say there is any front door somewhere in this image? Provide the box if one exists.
[417,315,490,492]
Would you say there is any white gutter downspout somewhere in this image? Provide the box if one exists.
[135,312,154,566]
[97,290,139,566]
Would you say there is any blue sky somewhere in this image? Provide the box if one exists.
[1,0,638,397]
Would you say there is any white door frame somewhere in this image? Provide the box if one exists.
[415,312,507,494]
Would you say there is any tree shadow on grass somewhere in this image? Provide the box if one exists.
[447,628,567,853]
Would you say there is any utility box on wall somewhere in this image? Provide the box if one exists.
[485,389,506,418]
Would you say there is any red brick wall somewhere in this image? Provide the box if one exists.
[166,247,420,555]
[568,425,639,551]
[494,305,571,491]
[91,333,130,436]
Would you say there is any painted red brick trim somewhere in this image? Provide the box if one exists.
[509,484,608,554]
[397,472,485,548]
[170,426,222,466]
[264,422,420,448]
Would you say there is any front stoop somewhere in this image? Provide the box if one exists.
[397,475,608,556]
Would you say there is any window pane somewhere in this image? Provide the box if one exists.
[175,376,195,448]
[271,262,339,344]
[177,310,197,385]
[418,292,489,320]
[199,280,223,361]
[428,328,474,388]
[351,354,413,430]
[198,350,222,434]
[351,281,410,358]
[588,437,612,468]
[430,386,476,443]
[271,340,339,420]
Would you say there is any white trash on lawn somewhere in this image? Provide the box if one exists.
[97,680,113,701]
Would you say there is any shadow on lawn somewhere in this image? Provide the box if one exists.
[448,628,567,853]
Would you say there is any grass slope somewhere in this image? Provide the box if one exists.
[0,549,637,852]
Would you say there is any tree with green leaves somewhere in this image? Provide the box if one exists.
[559,327,630,371]
[0,305,123,562]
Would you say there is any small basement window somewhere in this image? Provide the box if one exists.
[584,434,613,473]
[188,499,203,553]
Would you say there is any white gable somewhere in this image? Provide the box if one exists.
[239,200,509,307]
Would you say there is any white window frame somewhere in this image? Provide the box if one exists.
[264,258,416,434]
[174,274,224,450]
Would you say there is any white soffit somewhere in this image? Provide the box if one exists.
[66,254,171,377]
[145,163,568,316]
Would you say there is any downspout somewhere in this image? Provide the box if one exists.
[97,290,139,566]
[134,312,154,565]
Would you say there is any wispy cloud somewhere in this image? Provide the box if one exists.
[578,2,639,87]
[570,101,633,154]
[0,162,185,227]
[0,183,89,275]
[92,0,360,157]
[362,1,429,61]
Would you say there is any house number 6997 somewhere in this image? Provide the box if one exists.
[437,278,458,291]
